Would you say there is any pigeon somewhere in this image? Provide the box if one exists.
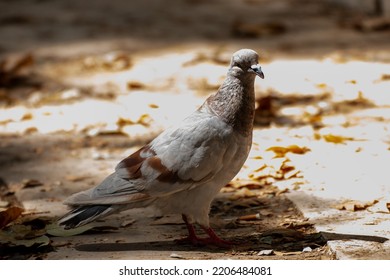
[58,49,264,247]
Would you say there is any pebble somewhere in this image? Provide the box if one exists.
[170,253,185,259]
[302,246,312,252]
[257,249,274,256]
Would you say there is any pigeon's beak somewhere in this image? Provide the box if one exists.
[251,64,265,79]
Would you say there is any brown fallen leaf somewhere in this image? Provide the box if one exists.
[127,81,146,90]
[103,52,132,71]
[353,17,390,32]
[120,219,136,227]
[0,53,34,86]
[276,188,289,196]
[266,145,310,157]
[284,221,314,230]
[335,199,379,211]
[83,52,132,72]
[225,180,264,190]
[65,175,91,182]
[0,206,24,229]
[21,179,44,189]
[117,114,152,128]
[237,213,261,221]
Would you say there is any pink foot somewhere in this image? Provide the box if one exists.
[201,226,237,248]
[177,214,236,248]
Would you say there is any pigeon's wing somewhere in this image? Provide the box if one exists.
[74,109,234,205]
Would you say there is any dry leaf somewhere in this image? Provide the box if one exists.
[127,81,146,90]
[228,187,257,200]
[0,53,34,86]
[21,179,43,188]
[83,52,132,72]
[0,231,50,248]
[237,213,261,221]
[322,134,354,144]
[276,188,289,195]
[170,253,185,259]
[225,180,264,190]
[266,145,310,157]
[9,53,34,74]
[117,114,152,128]
[353,17,390,32]
[65,175,91,182]
[0,206,24,229]
[335,199,378,211]
[46,223,95,237]
[120,219,136,227]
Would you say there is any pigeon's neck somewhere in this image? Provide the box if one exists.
[204,70,256,137]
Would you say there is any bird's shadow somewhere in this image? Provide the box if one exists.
[75,240,223,253]
[75,230,388,253]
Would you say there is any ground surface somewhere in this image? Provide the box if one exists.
[0,0,390,260]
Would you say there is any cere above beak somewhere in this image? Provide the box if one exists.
[250,64,265,79]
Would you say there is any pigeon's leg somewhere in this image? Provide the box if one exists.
[200,226,236,248]
[177,214,234,248]
[176,214,206,246]
[182,214,199,242]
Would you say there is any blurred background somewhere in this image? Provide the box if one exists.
[0,0,389,135]
[0,0,390,259]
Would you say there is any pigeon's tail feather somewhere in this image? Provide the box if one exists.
[58,205,115,229]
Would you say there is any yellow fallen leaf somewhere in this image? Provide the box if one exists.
[266,145,310,157]
[314,132,322,140]
[322,134,354,144]
[316,83,328,88]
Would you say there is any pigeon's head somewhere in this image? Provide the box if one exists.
[230,49,264,79]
